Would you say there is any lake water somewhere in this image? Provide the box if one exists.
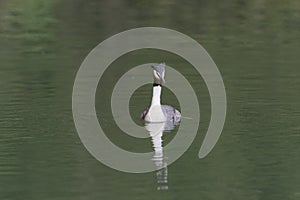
[0,0,300,200]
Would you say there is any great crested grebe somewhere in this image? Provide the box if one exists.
[141,63,181,125]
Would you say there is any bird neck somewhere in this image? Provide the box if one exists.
[151,86,162,106]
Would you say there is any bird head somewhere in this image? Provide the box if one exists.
[151,63,165,85]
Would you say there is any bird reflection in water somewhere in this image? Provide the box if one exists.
[144,119,180,190]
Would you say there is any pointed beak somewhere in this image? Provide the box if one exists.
[151,64,165,84]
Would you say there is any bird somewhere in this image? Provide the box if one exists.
[141,63,181,127]
[141,63,180,190]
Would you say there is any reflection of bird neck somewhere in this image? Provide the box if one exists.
[151,86,162,106]
[151,131,163,158]
[145,122,168,191]
[145,122,165,158]
[150,129,168,191]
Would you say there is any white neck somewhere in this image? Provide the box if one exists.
[151,86,162,106]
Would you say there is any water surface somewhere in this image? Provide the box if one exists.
[0,0,300,200]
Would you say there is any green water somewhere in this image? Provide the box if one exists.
[1,0,300,199]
